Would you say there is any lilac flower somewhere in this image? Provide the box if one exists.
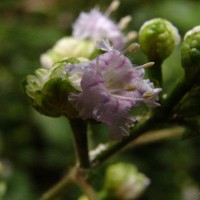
[66,40,161,140]
[72,1,134,50]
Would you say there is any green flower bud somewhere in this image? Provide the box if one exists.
[40,37,97,68]
[23,58,87,118]
[139,18,180,62]
[103,163,150,200]
[181,26,200,74]
[0,160,10,199]
[77,195,89,200]
[0,182,6,199]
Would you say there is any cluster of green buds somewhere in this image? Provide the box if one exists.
[139,18,180,63]
[181,25,200,76]
[138,18,181,86]
[23,57,87,118]
[78,163,150,200]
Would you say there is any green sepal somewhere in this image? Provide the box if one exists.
[23,57,85,118]
[40,78,78,117]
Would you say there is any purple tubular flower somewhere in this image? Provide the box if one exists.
[66,40,161,140]
[72,8,126,50]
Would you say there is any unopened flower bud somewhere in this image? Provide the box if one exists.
[24,58,86,118]
[181,26,200,74]
[40,37,96,68]
[77,195,89,200]
[103,163,150,200]
[139,18,180,62]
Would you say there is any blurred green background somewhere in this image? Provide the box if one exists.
[0,0,200,199]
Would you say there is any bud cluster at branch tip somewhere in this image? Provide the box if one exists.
[23,58,87,118]
[139,18,180,62]
[181,25,200,75]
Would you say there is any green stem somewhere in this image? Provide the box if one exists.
[91,115,154,166]
[126,126,185,149]
[69,118,90,169]
[146,60,163,87]
[75,168,99,200]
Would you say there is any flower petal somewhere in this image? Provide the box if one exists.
[72,9,125,50]
[67,42,161,140]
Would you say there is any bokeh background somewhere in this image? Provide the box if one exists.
[0,0,200,199]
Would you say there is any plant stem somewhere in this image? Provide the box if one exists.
[39,166,99,200]
[91,115,155,166]
[38,170,74,200]
[126,126,185,149]
[147,60,163,87]
[69,118,90,169]
[75,168,99,200]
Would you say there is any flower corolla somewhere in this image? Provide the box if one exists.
[72,1,134,50]
[66,40,161,140]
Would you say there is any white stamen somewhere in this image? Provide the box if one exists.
[127,43,140,52]
[120,43,140,56]
[118,15,132,30]
[105,0,120,16]
[126,31,138,41]
[142,62,155,68]
[142,91,155,99]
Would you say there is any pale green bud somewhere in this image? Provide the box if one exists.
[103,163,150,200]
[77,195,89,200]
[40,37,97,68]
[139,18,180,62]
[0,182,6,199]
[23,58,86,118]
[0,160,10,199]
[181,26,200,73]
